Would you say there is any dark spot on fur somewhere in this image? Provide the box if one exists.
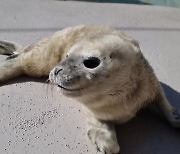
[109,51,123,59]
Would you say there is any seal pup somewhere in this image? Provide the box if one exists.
[0,25,179,154]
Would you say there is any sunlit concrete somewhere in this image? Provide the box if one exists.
[0,1,180,154]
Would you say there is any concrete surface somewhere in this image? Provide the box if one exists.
[0,0,180,154]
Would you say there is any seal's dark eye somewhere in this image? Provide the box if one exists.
[83,57,101,69]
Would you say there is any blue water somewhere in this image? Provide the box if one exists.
[88,0,180,8]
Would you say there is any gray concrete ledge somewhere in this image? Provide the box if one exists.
[0,1,180,154]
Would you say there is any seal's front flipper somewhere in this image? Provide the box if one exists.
[0,40,23,55]
[167,109,180,127]
[0,56,23,83]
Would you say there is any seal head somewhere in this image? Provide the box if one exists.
[49,33,140,98]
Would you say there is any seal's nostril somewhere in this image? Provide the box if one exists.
[54,68,62,75]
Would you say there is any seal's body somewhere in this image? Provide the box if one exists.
[0,25,179,154]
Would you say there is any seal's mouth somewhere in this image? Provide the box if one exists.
[57,84,85,97]
[57,84,82,92]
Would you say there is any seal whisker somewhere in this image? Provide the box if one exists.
[43,79,56,97]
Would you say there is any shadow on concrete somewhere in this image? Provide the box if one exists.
[116,82,180,154]
[116,108,180,154]
[162,82,180,108]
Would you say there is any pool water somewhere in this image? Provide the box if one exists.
[87,0,180,8]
